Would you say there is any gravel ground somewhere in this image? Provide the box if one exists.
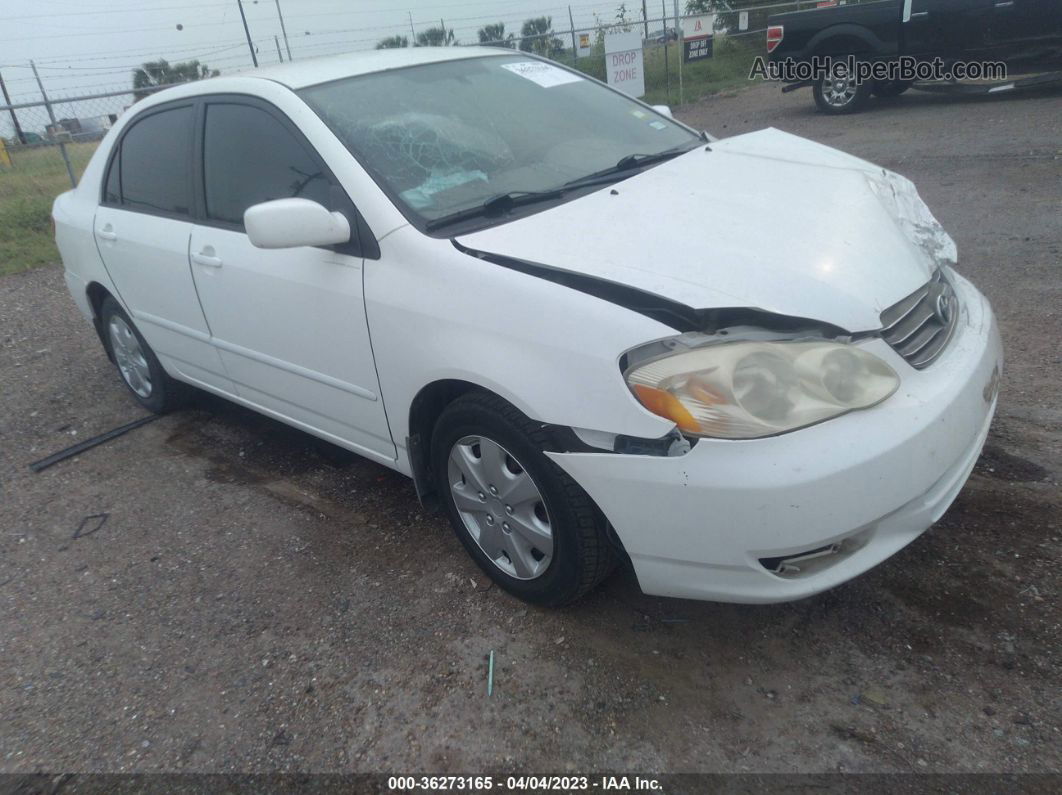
[0,81,1059,776]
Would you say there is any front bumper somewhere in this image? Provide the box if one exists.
[548,270,1002,603]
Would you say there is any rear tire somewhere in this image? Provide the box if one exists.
[431,392,614,607]
[813,69,873,114]
[100,296,191,414]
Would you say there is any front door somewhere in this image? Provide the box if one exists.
[987,0,1062,63]
[188,98,395,461]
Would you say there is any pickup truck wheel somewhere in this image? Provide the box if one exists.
[431,392,615,607]
[100,296,191,414]
[813,73,872,114]
[872,79,913,98]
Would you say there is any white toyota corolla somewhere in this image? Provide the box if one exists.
[53,48,1002,607]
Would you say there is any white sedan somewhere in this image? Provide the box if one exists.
[53,47,1002,606]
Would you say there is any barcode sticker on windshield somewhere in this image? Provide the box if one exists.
[501,61,583,88]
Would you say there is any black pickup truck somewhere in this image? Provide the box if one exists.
[767,0,1062,113]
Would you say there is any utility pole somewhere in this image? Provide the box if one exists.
[30,60,77,188]
[408,11,416,44]
[275,35,284,63]
[0,69,27,145]
[274,0,292,61]
[236,0,259,67]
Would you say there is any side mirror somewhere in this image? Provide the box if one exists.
[244,198,351,249]
[651,104,674,119]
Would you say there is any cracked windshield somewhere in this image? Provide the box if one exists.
[300,54,698,224]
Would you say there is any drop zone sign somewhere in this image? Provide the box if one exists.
[604,28,645,98]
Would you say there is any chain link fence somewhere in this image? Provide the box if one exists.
[0,1,815,275]
[0,82,184,274]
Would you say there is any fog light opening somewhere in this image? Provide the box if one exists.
[759,542,845,577]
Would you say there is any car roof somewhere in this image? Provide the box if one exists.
[241,46,508,89]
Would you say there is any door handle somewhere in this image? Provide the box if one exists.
[192,251,223,268]
[994,1,1014,7]
[97,227,117,241]
[909,11,928,18]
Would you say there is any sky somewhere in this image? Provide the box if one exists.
[0,0,683,121]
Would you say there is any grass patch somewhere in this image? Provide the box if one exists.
[0,140,97,276]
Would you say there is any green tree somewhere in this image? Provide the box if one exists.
[519,16,564,57]
[478,22,514,48]
[132,59,218,101]
[375,35,409,49]
[415,26,457,47]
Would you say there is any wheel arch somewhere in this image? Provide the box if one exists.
[406,378,488,507]
[86,281,117,361]
[808,27,881,58]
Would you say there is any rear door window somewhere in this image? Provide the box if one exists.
[106,105,194,216]
[202,102,333,226]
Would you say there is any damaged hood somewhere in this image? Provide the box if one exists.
[455,128,957,332]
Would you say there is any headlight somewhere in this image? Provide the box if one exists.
[626,340,899,439]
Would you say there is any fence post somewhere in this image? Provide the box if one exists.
[0,70,28,145]
[675,0,684,106]
[30,60,78,189]
[661,0,670,101]
[569,6,578,67]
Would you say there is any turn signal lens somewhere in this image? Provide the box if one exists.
[626,340,899,439]
[631,384,700,432]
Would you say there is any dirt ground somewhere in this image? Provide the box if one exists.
[1,81,1059,776]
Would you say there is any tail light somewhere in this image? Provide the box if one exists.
[766,25,784,53]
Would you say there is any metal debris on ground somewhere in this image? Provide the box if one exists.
[28,415,160,473]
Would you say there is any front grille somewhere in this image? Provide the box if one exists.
[880,269,958,369]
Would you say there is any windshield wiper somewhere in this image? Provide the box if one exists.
[424,189,563,231]
[425,143,701,232]
[563,141,703,190]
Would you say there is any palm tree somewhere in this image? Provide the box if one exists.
[478,22,514,48]
[132,59,218,101]
[415,26,457,47]
[376,35,409,49]
[519,17,564,58]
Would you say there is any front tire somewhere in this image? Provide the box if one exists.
[431,392,614,607]
[100,296,190,413]
[813,70,872,114]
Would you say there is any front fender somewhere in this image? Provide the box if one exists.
[365,226,678,462]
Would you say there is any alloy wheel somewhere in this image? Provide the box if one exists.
[108,316,153,398]
[822,73,859,107]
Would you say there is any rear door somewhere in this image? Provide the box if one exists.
[187,97,395,461]
[94,102,233,392]
[904,0,997,59]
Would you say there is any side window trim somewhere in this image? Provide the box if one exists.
[193,93,379,259]
[99,99,197,222]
